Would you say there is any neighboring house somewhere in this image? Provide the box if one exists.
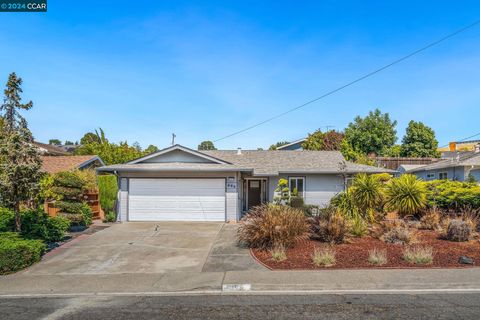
[276,138,306,150]
[438,139,480,152]
[33,141,70,156]
[375,157,439,171]
[97,144,392,222]
[401,150,480,182]
[41,155,105,174]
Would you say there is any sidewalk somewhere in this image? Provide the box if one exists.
[1,268,480,296]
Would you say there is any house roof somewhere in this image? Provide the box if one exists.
[34,142,70,156]
[406,152,480,173]
[41,155,104,174]
[98,145,393,176]
[276,138,306,150]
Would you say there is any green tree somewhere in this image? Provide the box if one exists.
[48,139,61,145]
[400,121,440,158]
[0,73,42,232]
[383,145,402,157]
[302,130,324,150]
[74,128,144,165]
[64,140,74,145]
[80,132,100,145]
[302,130,344,151]
[340,140,376,165]
[144,144,159,154]
[268,141,289,150]
[198,140,217,150]
[344,109,397,156]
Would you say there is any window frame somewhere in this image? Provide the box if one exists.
[426,172,436,180]
[288,176,306,198]
[438,171,448,180]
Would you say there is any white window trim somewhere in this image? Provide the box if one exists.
[289,177,306,198]
[439,171,448,180]
[426,172,436,180]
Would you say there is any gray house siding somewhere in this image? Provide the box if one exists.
[413,167,465,181]
[269,174,345,207]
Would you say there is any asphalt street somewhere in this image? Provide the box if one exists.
[1,293,480,320]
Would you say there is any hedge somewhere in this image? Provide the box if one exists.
[0,232,46,275]
[425,180,480,209]
[98,175,118,214]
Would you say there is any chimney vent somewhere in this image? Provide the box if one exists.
[237,147,242,155]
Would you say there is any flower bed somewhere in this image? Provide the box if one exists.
[252,230,480,269]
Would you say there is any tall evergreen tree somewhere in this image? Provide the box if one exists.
[0,73,42,232]
[400,121,440,158]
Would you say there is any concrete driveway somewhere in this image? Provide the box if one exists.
[23,222,226,275]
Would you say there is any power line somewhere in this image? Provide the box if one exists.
[439,131,480,148]
[214,19,480,142]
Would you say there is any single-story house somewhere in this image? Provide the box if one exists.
[400,151,480,182]
[97,144,392,222]
[41,155,105,174]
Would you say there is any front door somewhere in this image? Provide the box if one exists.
[247,180,262,209]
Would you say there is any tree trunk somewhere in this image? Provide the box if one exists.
[14,202,21,232]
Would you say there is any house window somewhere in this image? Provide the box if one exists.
[426,173,436,180]
[289,177,305,198]
[439,172,448,180]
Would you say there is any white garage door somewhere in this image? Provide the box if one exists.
[128,178,226,221]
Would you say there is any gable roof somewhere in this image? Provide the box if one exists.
[127,144,231,165]
[41,155,105,174]
[406,152,480,173]
[98,145,393,176]
[276,138,306,150]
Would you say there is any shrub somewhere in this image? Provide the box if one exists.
[290,196,304,208]
[386,174,426,216]
[273,178,290,205]
[303,205,321,217]
[368,248,387,265]
[0,232,46,274]
[312,247,336,267]
[350,173,384,218]
[425,180,480,209]
[75,169,97,191]
[98,175,118,214]
[270,245,287,262]
[103,211,116,223]
[331,191,359,219]
[419,209,441,230]
[403,246,434,265]
[349,215,368,237]
[237,204,308,249]
[381,225,416,245]
[373,173,392,183]
[445,219,475,242]
[310,212,348,244]
[0,207,15,232]
[20,209,70,242]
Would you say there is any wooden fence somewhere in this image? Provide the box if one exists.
[44,190,104,220]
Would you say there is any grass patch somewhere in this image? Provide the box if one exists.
[312,247,336,267]
[403,246,434,265]
[367,248,387,266]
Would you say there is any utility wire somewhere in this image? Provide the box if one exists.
[214,19,480,142]
[439,131,480,148]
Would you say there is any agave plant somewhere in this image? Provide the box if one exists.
[350,173,384,220]
[386,174,427,216]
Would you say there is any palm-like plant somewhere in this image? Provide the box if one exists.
[350,173,384,220]
[386,174,426,216]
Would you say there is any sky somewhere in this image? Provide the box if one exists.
[0,1,479,150]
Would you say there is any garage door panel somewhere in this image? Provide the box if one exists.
[128,179,226,221]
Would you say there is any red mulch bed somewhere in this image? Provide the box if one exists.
[252,230,480,270]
